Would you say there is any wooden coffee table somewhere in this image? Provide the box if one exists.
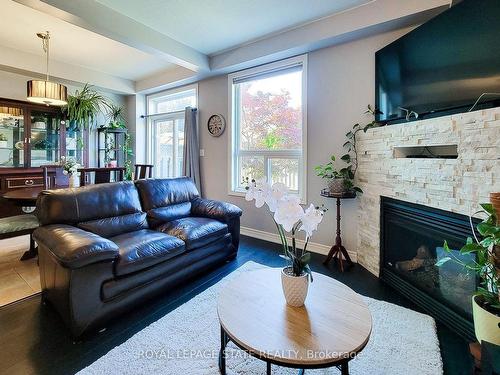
[217,269,372,374]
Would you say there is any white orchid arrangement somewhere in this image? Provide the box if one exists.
[60,156,80,176]
[244,178,326,281]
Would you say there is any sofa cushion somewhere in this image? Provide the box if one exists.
[36,181,143,226]
[111,229,185,276]
[78,212,148,238]
[135,178,199,211]
[147,203,192,228]
[157,217,228,251]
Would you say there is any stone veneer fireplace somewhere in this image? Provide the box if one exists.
[356,107,499,275]
[355,107,499,338]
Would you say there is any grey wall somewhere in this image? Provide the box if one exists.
[0,70,127,167]
[197,27,412,254]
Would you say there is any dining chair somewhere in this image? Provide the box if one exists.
[134,164,154,179]
[79,167,126,186]
[42,165,68,189]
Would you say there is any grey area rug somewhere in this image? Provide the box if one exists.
[78,261,443,374]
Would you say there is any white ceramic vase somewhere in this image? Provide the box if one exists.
[281,267,309,307]
[472,296,500,345]
[69,174,79,188]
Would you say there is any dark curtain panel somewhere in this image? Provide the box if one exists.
[182,107,201,194]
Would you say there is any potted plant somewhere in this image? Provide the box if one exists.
[60,156,81,188]
[122,133,134,180]
[105,104,126,129]
[0,133,8,148]
[64,84,109,132]
[314,155,352,194]
[245,178,326,307]
[32,115,46,129]
[315,105,381,196]
[437,196,500,345]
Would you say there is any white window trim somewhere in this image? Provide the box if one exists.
[145,83,198,166]
[227,54,308,202]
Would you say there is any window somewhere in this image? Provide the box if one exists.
[147,85,197,178]
[228,55,307,199]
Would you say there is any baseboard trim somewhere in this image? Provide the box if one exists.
[240,226,357,262]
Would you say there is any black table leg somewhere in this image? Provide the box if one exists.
[341,362,349,375]
[219,326,229,375]
[20,233,38,261]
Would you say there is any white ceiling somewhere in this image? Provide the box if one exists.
[94,0,372,55]
[0,0,175,81]
[3,0,448,93]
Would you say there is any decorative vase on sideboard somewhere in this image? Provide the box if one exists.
[281,267,309,307]
[69,174,79,188]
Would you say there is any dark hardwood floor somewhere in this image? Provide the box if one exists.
[0,235,472,375]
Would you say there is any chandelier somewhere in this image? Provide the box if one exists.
[27,31,67,106]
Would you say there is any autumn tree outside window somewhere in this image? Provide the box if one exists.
[228,55,307,201]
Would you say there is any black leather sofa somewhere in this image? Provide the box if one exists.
[33,177,242,337]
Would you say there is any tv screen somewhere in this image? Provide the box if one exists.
[375,0,500,124]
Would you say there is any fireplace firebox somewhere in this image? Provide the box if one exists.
[380,197,479,340]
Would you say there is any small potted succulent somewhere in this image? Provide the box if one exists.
[245,178,326,307]
[437,196,500,345]
[60,156,81,188]
[0,133,8,148]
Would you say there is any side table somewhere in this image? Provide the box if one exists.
[321,189,356,271]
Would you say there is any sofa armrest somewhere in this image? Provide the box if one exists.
[33,225,119,269]
[191,198,242,223]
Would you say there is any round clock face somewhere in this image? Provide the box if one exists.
[208,114,226,137]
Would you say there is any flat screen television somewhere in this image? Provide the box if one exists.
[375,0,500,124]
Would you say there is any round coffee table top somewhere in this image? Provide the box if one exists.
[217,268,372,367]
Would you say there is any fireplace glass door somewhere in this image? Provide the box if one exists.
[381,198,478,321]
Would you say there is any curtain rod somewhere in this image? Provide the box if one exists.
[140,107,197,119]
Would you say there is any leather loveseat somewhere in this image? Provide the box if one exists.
[33,177,242,337]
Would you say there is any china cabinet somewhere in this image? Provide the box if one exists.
[0,98,89,217]
[97,127,127,167]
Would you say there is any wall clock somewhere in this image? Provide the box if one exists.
[207,114,226,137]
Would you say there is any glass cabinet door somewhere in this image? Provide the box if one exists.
[65,124,84,165]
[0,105,25,168]
[30,110,60,167]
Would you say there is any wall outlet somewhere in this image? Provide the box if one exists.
[200,149,205,157]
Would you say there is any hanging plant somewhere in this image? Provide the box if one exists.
[63,84,109,131]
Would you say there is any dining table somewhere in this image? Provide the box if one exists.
[1,186,48,207]
[2,186,67,260]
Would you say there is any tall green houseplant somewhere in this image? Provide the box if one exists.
[64,84,109,131]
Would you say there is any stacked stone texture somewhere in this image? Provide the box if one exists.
[356,108,500,276]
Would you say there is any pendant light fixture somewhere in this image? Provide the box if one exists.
[27,31,67,106]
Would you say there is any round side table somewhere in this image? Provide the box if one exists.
[321,189,356,271]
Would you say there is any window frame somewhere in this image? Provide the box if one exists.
[146,84,198,176]
[227,55,308,202]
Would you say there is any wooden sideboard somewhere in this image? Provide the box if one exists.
[0,168,55,217]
